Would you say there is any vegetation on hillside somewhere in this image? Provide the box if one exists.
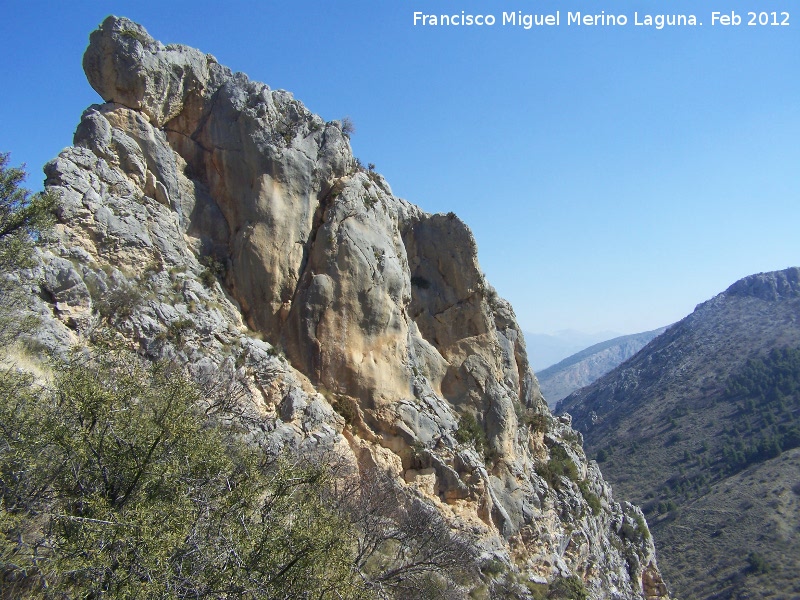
[719,346,800,472]
[593,345,800,509]
[582,333,800,599]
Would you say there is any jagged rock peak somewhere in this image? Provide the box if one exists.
[32,16,670,598]
[84,16,226,127]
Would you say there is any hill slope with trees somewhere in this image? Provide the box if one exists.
[558,267,800,599]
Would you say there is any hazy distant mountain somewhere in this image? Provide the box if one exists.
[557,267,800,599]
[537,328,666,407]
[523,330,622,371]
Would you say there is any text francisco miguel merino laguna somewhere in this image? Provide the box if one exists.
[415,10,741,29]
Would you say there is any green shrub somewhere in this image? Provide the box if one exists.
[0,349,368,599]
[657,500,678,514]
[166,316,194,346]
[524,412,550,433]
[634,513,651,540]
[199,255,225,288]
[119,28,148,43]
[455,412,488,456]
[536,444,579,489]
[747,551,771,574]
[578,480,602,516]
[266,344,284,359]
[91,278,144,320]
[333,396,359,427]
[480,558,506,577]
[341,116,356,138]
[548,575,588,599]
[199,267,216,287]
[528,583,549,600]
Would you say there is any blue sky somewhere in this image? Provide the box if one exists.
[2,0,798,335]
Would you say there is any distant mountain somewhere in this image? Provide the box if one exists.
[537,328,666,408]
[557,267,800,599]
[523,330,622,370]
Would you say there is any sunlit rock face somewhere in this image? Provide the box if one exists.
[32,15,670,598]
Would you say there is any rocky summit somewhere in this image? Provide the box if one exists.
[26,16,668,598]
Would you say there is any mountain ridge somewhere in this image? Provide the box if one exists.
[538,328,666,407]
[524,330,623,371]
[557,266,800,599]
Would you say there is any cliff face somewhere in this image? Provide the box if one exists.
[31,16,667,598]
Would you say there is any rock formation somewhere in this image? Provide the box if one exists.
[27,16,668,598]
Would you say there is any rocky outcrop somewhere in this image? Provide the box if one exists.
[724,266,800,301]
[28,16,668,598]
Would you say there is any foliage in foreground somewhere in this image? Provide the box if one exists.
[333,469,479,599]
[0,346,482,599]
[0,348,367,599]
[0,152,55,273]
[0,153,57,344]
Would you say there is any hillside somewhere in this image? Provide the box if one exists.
[524,331,622,371]
[538,329,666,407]
[557,267,800,599]
[0,16,668,599]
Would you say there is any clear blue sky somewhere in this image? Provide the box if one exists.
[2,0,798,335]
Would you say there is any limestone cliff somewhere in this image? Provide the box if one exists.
[29,16,668,598]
